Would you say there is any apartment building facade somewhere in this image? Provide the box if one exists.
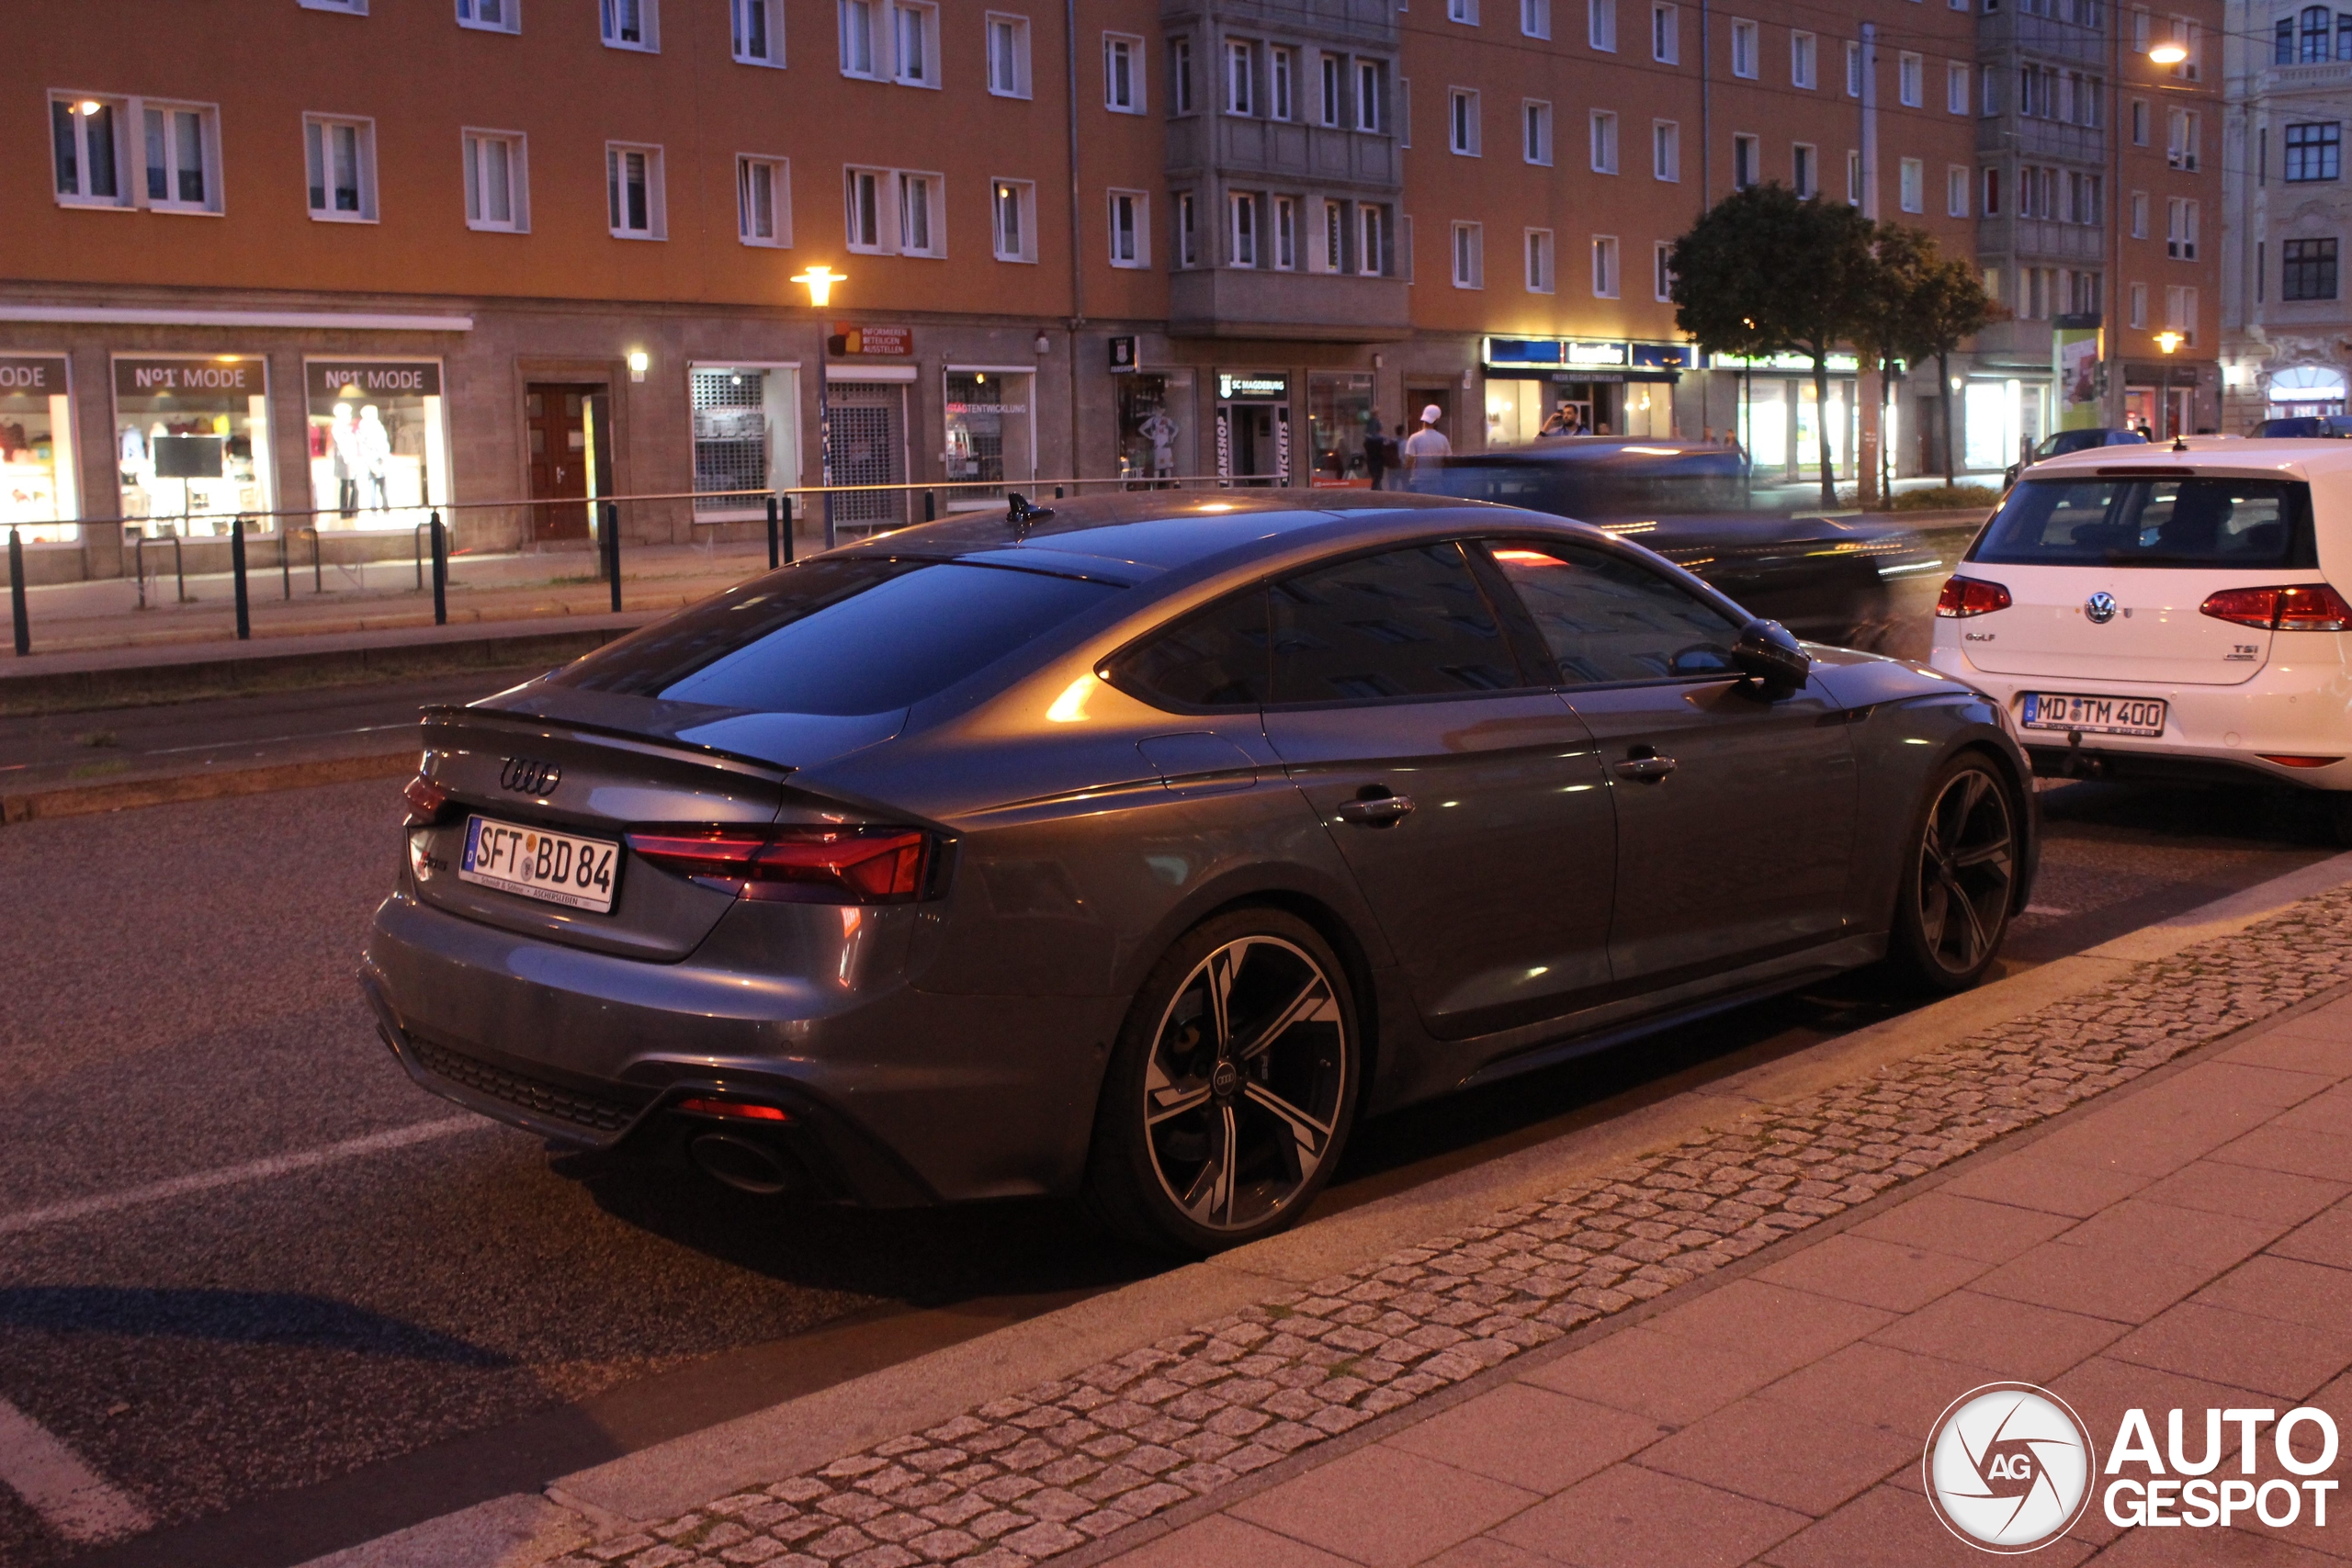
[2221,0,2352,427]
[0,0,2216,584]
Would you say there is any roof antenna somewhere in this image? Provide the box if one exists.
[1005,492,1053,537]
[2172,434,2188,453]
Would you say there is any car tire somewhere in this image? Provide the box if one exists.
[1085,908,1362,1256]
[1888,753,2022,993]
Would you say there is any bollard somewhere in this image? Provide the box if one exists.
[766,495,781,570]
[134,532,148,611]
[782,497,796,562]
[1054,486,1065,500]
[822,491,836,552]
[429,510,448,626]
[173,533,187,604]
[603,502,622,612]
[923,490,936,523]
[280,529,292,600]
[7,527,27,657]
[231,516,251,640]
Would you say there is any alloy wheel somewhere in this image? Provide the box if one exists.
[1140,935,1350,1235]
[1916,767,2017,975]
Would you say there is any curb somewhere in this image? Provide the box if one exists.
[0,748,414,825]
[290,849,2352,1568]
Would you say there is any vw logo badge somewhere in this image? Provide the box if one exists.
[2085,592,2118,625]
[499,757,561,795]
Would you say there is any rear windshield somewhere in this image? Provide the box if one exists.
[1970,476,2318,570]
[552,558,1120,715]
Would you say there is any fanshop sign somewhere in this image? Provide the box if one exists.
[113,356,266,397]
[306,361,443,400]
[0,356,69,395]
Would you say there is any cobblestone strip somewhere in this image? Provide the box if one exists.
[560,886,2352,1568]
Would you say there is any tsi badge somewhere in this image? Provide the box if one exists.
[2086,592,2119,625]
[1925,1382,2096,1552]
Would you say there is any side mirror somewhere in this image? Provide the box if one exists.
[1732,618,1810,697]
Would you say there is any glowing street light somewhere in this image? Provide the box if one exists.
[789,266,847,544]
[2147,40,2188,63]
[790,265,845,308]
[2155,331,2184,354]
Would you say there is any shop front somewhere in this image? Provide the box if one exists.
[2267,364,2347,420]
[1962,373,2049,470]
[1481,339,1690,444]
[1307,372,1376,486]
[0,355,79,544]
[305,358,449,531]
[1714,352,1861,480]
[942,367,1034,508]
[1116,367,1196,481]
[1214,371,1290,486]
[690,362,800,518]
[113,354,273,536]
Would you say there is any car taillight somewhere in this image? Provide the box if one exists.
[625,825,933,903]
[2199,583,2352,632]
[402,774,447,817]
[1936,576,2012,617]
[675,1096,791,1122]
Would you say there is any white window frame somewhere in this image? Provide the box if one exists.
[897,169,944,254]
[1522,0,1551,37]
[1523,99,1552,164]
[1227,39,1255,115]
[1730,19,1758,78]
[1591,233,1619,298]
[1104,33,1144,112]
[135,98,224,215]
[1271,48,1295,119]
[840,0,881,77]
[2130,189,2147,238]
[1654,240,1673,300]
[1733,131,1758,188]
[1452,220,1483,288]
[986,13,1031,96]
[732,0,784,64]
[2129,280,2147,328]
[302,113,377,222]
[1171,37,1195,115]
[844,164,890,251]
[1320,197,1344,272]
[990,176,1036,262]
[893,0,941,87]
[1792,141,1816,197]
[51,93,134,209]
[606,141,666,239]
[456,0,518,29]
[1358,203,1385,275]
[461,128,527,231]
[1589,109,1618,174]
[1525,226,1555,293]
[1653,3,1679,62]
[1451,88,1482,155]
[1318,52,1341,126]
[300,0,367,13]
[600,0,658,51]
[1898,51,1923,107]
[1653,118,1679,181]
[1589,0,1617,50]
[1107,188,1149,266]
[1274,195,1299,269]
[737,154,791,246]
[1947,163,1969,216]
[1848,39,1864,96]
[1791,30,1815,88]
[1356,59,1383,130]
[1175,188,1200,266]
[1850,149,1864,204]
[2165,197,2198,259]
[1449,0,1480,23]
[1899,155,1923,213]
[1947,62,1968,114]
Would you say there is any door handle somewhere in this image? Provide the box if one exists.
[1334,792,1416,826]
[1611,747,1678,782]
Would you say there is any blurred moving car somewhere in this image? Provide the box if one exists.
[2003,427,2149,490]
[365,491,2034,1254]
[1931,440,2352,842]
[1429,436,1943,649]
[2251,415,2352,439]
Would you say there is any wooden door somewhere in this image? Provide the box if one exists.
[526,383,599,540]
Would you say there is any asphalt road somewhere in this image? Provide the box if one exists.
[0,703,2337,1567]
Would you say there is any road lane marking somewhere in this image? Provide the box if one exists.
[0,1396,153,1544]
[0,1117,489,1238]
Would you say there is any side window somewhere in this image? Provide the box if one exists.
[1269,542,1526,703]
[1104,588,1270,709]
[1483,541,1741,683]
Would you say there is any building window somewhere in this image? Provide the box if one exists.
[1228,191,1258,265]
[1452,220,1483,287]
[893,0,939,86]
[2131,188,2147,236]
[1653,118,1679,180]
[736,155,789,245]
[300,0,367,13]
[2128,280,2147,327]
[600,0,656,50]
[1271,48,1295,118]
[2166,107,2199,169]
[845,165,886,248]
[1397,77,1411,144]
[606,143,664,238]
[1323,198,1345,270]
[2284,237,2339,299]
[1523,99,1552,164]
[2131,98,2147,145]
[1733,132,1758,187]
[2164,284,2198,343]
[1525,227,1555,292]
[1730,18,1757,76]
[1107,189,1148,265]
[1589,109,1617,172]
[1899,156,1923,212]
[991,178,1035,261]
[840,0,879,75]
[1947,164,1969,216]
[1170,36,1194,113]
[1452,88,1481,154]
[1226,39,1255,114]
[689,366,798,520]
[898,171,941,254]
[1359,204,1386,274]
[2165,196,2198,258]
[1898,51,1922,106]
[1522,0,1551,35]
[51,95,129,208]
[456,0,519,32]
[1356,60,1384,130]
[1792,31,1815,87]
[462,129,526,230]
[2287,122,2342,182]
[1848,148,1861,204]
[1449,0,1479,22]
[1791,142,1815,197]
[1982,164,1999,215]
[1653,4,1678,62]
[1274,195,1298,268]
[1654,241,1673,299]
[1591,234,1618,297]
[988,15,1031,96]
[1318,52,1340,125]
[1104,34,1143,111]
[115,355,275,532]
[1948,62,1968,113]
[732,0,783,63]
[139,101,221,213]
[1848,39,1863,96]
[303,115,376,221]
[1589,0,1617,50]
[1176,188,1198,265]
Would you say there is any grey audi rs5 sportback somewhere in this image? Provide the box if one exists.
[362,491,2036,1254]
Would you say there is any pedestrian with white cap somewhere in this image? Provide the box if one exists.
[1402,403,1452,490]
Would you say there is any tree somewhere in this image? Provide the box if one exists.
[1900,254,2000,487]
[1668,185,1879,504]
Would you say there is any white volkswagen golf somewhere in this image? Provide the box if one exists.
[1929,439,2352,842]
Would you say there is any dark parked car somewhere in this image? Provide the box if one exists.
[2251,415,2352,438]
[2004,427,2148,488]
[364,493,2035,1253]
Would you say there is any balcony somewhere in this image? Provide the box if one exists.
[1167,116,1398,188]
[1168,266,1410,340]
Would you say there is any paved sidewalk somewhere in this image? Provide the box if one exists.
[479,883,2352,1568]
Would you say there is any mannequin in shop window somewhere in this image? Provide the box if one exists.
[331,402,361,517]
[357,404,391,510]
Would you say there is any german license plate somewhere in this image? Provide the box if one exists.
[458,816,618,912]
[2018,693,2168,738]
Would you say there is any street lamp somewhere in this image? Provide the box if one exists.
[790,266,846,545]
[2147,40,2188,64]
[2155,331,2184,354]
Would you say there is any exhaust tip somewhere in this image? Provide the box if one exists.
[688,1132,798,1196]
